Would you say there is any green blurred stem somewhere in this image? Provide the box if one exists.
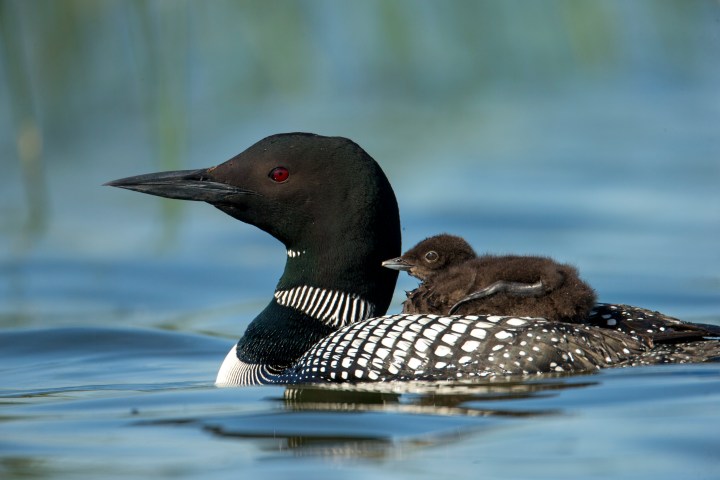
[0,0,48,240]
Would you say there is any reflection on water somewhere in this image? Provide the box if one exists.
[281,377,595,416]
[144,377,598,459]
[201,412,483,459]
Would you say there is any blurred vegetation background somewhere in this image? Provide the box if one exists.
[1,0,717,230]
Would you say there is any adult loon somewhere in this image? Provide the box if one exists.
[382,233,596,322]
[106,133,720,384]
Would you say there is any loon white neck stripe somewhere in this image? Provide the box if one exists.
[316,290,338,319]
[289,286,300,304]
[274,285,375,328]
[287,249,305,258]
[308,288,329,317]
[300,286,314,311]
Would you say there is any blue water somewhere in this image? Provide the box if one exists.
[2,2,720,479]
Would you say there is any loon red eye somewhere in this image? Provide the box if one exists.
[269,166,289,183]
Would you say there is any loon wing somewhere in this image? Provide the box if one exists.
[448,280,546,314]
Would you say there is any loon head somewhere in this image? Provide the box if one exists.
[105,133,402,316]
[382,233,476,282]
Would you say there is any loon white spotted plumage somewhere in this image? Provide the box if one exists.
[278,312,647,383]
[106,133,720,385]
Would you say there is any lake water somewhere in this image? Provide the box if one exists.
[2,2,720,479]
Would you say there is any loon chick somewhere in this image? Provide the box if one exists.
[382,234,596,322]
[106,133,720,385]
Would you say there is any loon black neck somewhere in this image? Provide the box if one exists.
[236,301,336,368]
[235,244,398,368]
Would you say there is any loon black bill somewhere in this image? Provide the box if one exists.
[104,168,255,203]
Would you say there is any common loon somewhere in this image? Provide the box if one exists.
[382,233,596,322]
[106,133,720,384]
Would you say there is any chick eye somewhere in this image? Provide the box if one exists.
[424,251,439,263]
[269,166,289,183]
